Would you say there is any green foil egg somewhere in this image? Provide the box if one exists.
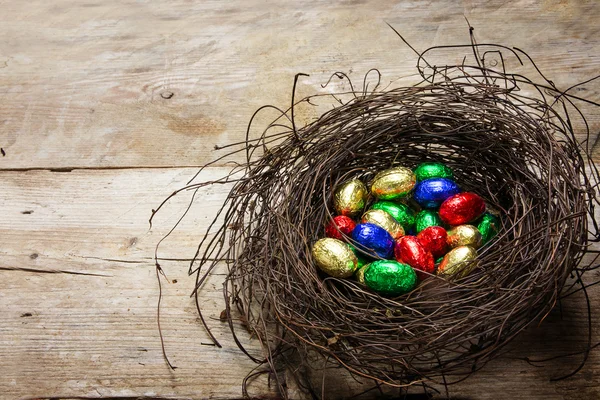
[477,212,501,244]
[415,210,443,233]
[370,201,416,231]
[370,167,416,200]
[333,179,368,217]
[364,260,417,296]
[414,162,454,182]
[312,238,358,278]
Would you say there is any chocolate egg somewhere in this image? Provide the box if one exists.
[352,223,395,259]
[394,236,435,280]
[311,238,358,278]
[438,245,478,278]
[334,179,368,217]
[415,210,443,233]
[361,209,405,239]
[439,192,486,226]
[417,226,449,258]
[355,263,370,284]
[370,201,416,230]
[413,178,461,209]
[447,224,482,249]
[364,260,417,296]
[370,167,416,200]
[325,215,357,240]
[476,212,501,244]
[414,162,454,182]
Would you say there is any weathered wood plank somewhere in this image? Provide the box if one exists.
[1,168,599,399]
[0,0,598,169]
[0,168,276,399]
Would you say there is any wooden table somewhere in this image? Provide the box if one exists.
[2,1,599,398]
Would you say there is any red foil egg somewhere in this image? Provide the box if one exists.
[394,235,435,280]
[439,192,486,226]
[417,226,449,258]
[325,215,357,240]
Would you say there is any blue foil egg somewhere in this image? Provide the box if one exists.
[414,178,461,209]
[351,223,395,259]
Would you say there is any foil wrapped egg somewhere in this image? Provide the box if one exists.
[447,224,482,249]
[364,259,417,296]
[415,210,443,233]
[437,245,478,278]
[361,209,405,240]
[417,226,449,258]
[476,212,501,244]
[413,178,461,209]
[355,263,370,285]
[394,236,435,280]
[311,238,359,278]
[370,201,416,231]
[439,192,486,226]
[352,223,395,259]
[370,167,416,200]
[334,179,368,217]
[414,162,454,182]
[325,215,357,240]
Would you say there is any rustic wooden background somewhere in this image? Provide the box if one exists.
[1,1,599,399]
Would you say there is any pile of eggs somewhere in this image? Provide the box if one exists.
[311,162,501,296]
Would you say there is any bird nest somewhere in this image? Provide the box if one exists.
[153,35,600,397]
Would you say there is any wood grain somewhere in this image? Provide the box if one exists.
[1,0,600,399]
[1,168,599,399]
[0,0,598,170]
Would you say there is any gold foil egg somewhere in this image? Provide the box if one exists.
[438,245,478,278]
[311,238,359,278]
[370,167,416,200]
[447,225,482,249]
[334,179,368,217]
[361,209,405,239]
[355,263,370,285]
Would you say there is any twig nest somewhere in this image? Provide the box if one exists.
[194,54,599,391]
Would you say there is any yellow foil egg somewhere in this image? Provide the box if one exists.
[312,238,359,278]
[361,209,405,239]
[447,225,482,249]
[334,179,368,217]
[438,245,478,278]
[355,263,370,284]
[370,167,416,200]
